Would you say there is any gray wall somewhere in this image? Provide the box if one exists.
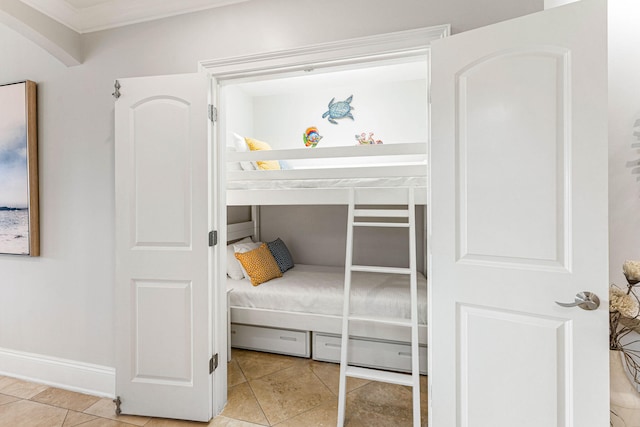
[259,205,426,273]
[0,0,542,369]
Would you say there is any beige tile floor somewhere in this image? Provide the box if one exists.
[0,349,427,427]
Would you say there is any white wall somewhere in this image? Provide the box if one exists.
[609,0,640,285]
[0,24,113,367]
[250,78,428,152]
[0,0,543,379]
[221,84,253,149]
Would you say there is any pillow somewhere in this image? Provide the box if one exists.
[233,241,262,278]
[226,237,253,280]
[279,160,292,170]
[267,238,294,273]
[244,137,281,171]
[232,133,256,171]
[234,243,283,286]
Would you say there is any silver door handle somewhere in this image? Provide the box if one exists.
[555,291,600,310]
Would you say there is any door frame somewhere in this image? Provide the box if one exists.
[198,24,449,415]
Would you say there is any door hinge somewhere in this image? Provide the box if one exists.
[209,230,218,247]
[112,80,121,100]
[113,396,122,415]
[208,104,217,122]
[209,353,219,374]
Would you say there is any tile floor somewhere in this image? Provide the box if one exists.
[0,349,427,427]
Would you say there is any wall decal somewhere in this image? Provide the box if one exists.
[322,95,354,124]
[355,132,383,145]
[303,126,323,147]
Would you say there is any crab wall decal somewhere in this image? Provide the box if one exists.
[322,95,354,124]
[355,132,383,145]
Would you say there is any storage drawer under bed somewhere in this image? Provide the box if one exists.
[313,332,427,375]
[230,323,311,357]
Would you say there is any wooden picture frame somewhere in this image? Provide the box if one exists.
[0,81,39,256]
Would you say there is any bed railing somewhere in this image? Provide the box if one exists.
[227,141,426,163]
[225,142,428,205]
[226,142,427,180]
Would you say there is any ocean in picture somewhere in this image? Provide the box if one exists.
[0,207,29,255]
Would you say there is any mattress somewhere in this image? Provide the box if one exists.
[227,175,427,190]
[227,263,427,324]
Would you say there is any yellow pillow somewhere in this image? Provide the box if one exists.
[244,137,281,170]
[234,243,283,286]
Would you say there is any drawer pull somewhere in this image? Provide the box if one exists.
[279,336,297,342]
[398,351,412,358]
[231,330,236,334]
[324,342,341,348]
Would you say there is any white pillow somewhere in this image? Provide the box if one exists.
[233,241,262,279]
[232,133,256,171]
[226,237,253,280]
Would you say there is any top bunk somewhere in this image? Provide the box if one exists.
[220,55,429,206]
[226,142,427,205]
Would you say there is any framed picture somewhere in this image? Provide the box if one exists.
[0,81,39,256]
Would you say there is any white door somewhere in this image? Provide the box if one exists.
[114,73,214,421]
[430,1,609,426]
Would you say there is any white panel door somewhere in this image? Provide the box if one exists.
[115,73,213,421]
[430,1,608,426]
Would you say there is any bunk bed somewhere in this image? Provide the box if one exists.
[225,143,428,374]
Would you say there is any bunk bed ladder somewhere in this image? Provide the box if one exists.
[337,187,420,427]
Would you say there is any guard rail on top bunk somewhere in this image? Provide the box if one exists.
[226,142,428,206]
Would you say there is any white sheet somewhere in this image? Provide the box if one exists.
[227,264,427,324]
[227,175,427,190]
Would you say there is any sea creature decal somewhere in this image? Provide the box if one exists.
[356,132,383,145]
[322,95,354,124]
[303,127,323,148]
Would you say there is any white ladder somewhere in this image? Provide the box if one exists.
[337,187,420,427]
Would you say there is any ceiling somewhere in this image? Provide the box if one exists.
[19,0,250,33]
[234,58,428,97]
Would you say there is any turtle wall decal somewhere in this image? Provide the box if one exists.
[322,95,354,124]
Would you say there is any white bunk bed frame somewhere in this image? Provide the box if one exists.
[226,142,428,205]
[226,143,428,373]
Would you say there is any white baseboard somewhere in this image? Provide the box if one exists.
[0,347,115,398]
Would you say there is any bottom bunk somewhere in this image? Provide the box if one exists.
[227,263,428,374]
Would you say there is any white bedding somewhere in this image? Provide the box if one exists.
[227,263,427,324]
[226,176,427,190]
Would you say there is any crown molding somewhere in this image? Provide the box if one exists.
[19,0,80,31]
[19,0,248,33]
[200,25,451,80]
[0,0,82,66]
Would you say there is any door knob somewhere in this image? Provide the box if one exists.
[555,291,600,311]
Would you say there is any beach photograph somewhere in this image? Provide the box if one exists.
[0,82,33,255]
